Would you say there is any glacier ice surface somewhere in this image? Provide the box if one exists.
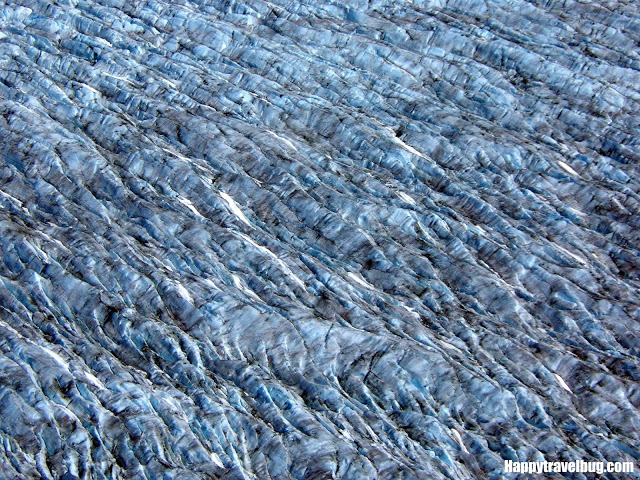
[1,0,640,479]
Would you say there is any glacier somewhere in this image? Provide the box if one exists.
[0,0,639,479]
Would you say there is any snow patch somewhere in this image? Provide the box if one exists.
[44,347,70,372]
[232,274,262,301]
[347,272,376,291]
[557,161,578,176]
[268,131,298,151]
[236,232,305,288]
[175,283,193,303]
[162,147,192,162]
[220,192,252,227]
[451,429,469,454]
[396,191,417,205]
[177,196,204,219]
[210,452,224,468]
[554,373,573,394]
[84,372,105,390]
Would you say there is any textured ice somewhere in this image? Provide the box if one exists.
[1,0,639,479]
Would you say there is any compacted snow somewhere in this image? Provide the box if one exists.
[0,0,639,478]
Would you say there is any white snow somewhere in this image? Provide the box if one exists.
[268,131,298,151]
[555,243,587,266]
[554,373,573,394]
[347,272,376,291]
[236,232,305,288]
[0,189,24,206]
[232,274,262,301]
[557,161,579,176]
[177,196,204,219]
[84,372,105,390]
[161,147,192,162]
[451,429,469,454]
[396,191,417,205]
[161,77,179,89]
[220,192,252,227]
[403,305,420,318]
[210,452,224,468]
[386,127,425,158]
[44,347,70,372]
[175,283,193,303]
